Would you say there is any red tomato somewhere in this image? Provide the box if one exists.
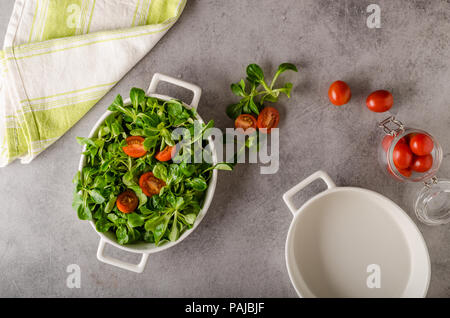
[123,136,147,158]
[403,133,414,144]
[409,133,434,156]
[411,154,433,173]
[257,107,280,133]
[393,143,413,170]
[235,114,257,133]
[382,136,406,152]
[387,165,412,178]
[155,146,176,162]
[398,167,412,178]
[366,90,393,113]
[328,81,351,106]
[139,172,166,197]
[116,190,139,213]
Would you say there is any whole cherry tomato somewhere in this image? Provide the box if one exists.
[366,90,393,113]
[382,135,406,152]
[398,167,412,178]
[409,133,434,156]
[411,154,433,173]
[328,81,351,106]
[387,165,412,178]
[393,143,413,170]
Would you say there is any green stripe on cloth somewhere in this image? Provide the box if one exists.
[26,98,104,140]
[5,125,28,158]
[9,23,176,61]
[86,0,96,33]
[41,0,83,40]
[131,0,141,27]
[147,0,183,25]
[22,90,108,112]
[33,0,49,42]
[19,81,117,104]
[5,97,102,159]
[140,0,152,26]
[13,7,183,55]
[28,0,40,42]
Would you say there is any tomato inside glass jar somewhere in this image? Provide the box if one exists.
[379,127,442,183]
[378,117,450,226]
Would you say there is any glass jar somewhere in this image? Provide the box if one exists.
[378,116,450,225]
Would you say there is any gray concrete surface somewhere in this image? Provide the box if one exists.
[0,0,449,297]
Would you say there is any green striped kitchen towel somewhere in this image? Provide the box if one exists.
[0,0,186,167]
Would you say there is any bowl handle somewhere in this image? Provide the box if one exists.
[147,73,202,109]
[96,238,149,273]
[283,170,336,216]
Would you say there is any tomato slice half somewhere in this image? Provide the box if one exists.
[123,136,147,158]
[235,114,257,133]
[257,107,280,134]
[139,172,166,197]
[116,190,139,213]
[155,145,176,162]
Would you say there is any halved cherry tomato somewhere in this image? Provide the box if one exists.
[257,107,280,133]
[155,145,176,162]
[366,90,393,113]
[409,133,434,156]
[122,136,147,158]
[328,81,351,106]
[139,172,166,197]
[235,114,257,133]
[116,190,139,213]
[411,154,433,173]
[393,143,413,170]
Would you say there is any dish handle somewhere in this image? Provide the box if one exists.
[147,73,202,110]
[96,238,149,273]
[283,170,336,215]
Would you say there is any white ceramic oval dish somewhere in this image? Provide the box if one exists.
[78,73,218,273]
[283,171,430,298]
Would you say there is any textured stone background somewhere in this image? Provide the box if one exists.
[0,0,449,297]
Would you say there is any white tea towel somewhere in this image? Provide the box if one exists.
[0,0,186,167]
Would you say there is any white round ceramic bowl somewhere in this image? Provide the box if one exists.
[78,73,218,273]
[283,171,430,298]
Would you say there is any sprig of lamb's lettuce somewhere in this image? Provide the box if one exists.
[226,63,298,119]
[73,88,232,246]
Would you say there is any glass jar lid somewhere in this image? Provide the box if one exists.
[415,178,450,225]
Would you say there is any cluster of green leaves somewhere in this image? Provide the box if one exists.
[73,88,231,246]
[226,63,298,119]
